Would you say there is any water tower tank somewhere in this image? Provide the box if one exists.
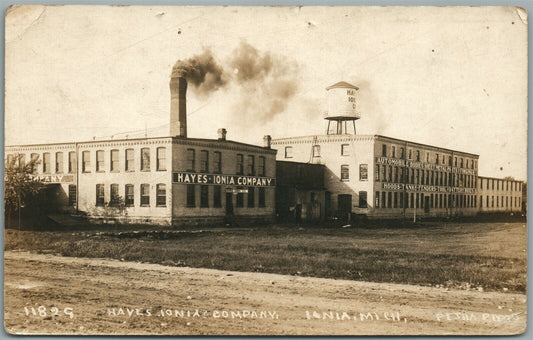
[325,81,360,120]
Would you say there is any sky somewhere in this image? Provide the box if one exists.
[5,5,528,180]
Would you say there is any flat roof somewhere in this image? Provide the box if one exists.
[271,134,479,158]
[6,135,275,153]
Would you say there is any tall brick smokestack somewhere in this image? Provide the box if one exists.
[169,66,188,138]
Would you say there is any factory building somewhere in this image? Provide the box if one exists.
[272,81,524,220]
[477,176,523,214]
[5,63,276,226]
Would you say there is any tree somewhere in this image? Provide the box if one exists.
[4,154,42,228]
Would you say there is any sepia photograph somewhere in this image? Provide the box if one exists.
[3,5,528,335]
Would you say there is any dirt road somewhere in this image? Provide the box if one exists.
[4,251,526,335]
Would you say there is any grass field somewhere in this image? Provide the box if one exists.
[4,222,527,293]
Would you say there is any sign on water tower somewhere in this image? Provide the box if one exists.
[325,81,360,120]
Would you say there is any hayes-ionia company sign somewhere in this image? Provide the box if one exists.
[173,172,276,187]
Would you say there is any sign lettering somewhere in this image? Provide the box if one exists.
[376,157,476,175]
[173,172,276,187]
[382,182,476,194]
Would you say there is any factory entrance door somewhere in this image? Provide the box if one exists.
[338,194,352,220]
[225,193,234,216]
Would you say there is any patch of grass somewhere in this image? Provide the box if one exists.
[4,222,527,293]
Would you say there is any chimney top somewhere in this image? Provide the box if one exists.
[217,128,227,141]
[263,135,272,148]
[171,61,187,78]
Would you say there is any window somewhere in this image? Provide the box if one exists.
[436,154,439,164]
[375,191,380,208]
[200,150,209,173]
[110,184,119,206]
[18,154,25,170]
[416,150,420,161]
[186,149,195,171]
[6,154,13,167]
[359,164,368,181]
[96,150,104,172]
[400,147,404,159]
[156,147,166,171]
[359,191,368,208]
[454,157,458,167]
[125,149,134,171]
[392,146,396,158]
[448,156,453,166]
[140,184,150,206]
[341,165,349,181]
[466,159,469,169]
[31,153,39,174]
[312,145,321,157]
[200,185,209,207]
[55,152,63,173]
[247,155,255,176]
[387,192,392,208]
[81,151,90,173]
[382,144,387,157]
[426,152,429,163]
[258,156,266,176]
[68,151,77,173]
[213,186,222,208]
[388,165,392,182]
[394,192,398,208]
[43,153,50,173]
[213,151,221,173]
[110,150,119,172]
[375,164,380,181]
[460,158,464,168]
[259,188,266,208]
[394,167,398,182]
[68,185,77,207]
[284,146,293,158]
[408,149,412,160]
[236,192,244,207]
[341,144,350,156]
[187,185,195,207]
[248,187,255,207]
[141,148,150,171]
[96,184,104,206]
[382,192,386,208]
[125,184,134,206]
[236,154,244,174]
[152,184,165,207]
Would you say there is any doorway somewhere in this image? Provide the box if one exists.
[225,193,234,216]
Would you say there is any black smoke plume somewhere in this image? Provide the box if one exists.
[172,41,299,122]
[172,48,228,98]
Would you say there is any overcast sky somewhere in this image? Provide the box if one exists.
[5,6,528,180]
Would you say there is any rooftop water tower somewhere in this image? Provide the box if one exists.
[324,81,360,135]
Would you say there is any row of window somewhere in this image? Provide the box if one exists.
[8,148,168,175]
[381,144,477,169]
[282,144,478,170]
[340,164,368,181]
[185,149,266,176]
[374,191,521,210]
[94,183,166,207]
[375,192,478,209]
[479,178,522,192]
[86,148,166,173]
[480,195,521,209]
[375,164,477,188]
[185,185,267,208]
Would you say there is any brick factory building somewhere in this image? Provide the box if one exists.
[271,81,524,220]
[5,63,276,226]
[5,73,525,225]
